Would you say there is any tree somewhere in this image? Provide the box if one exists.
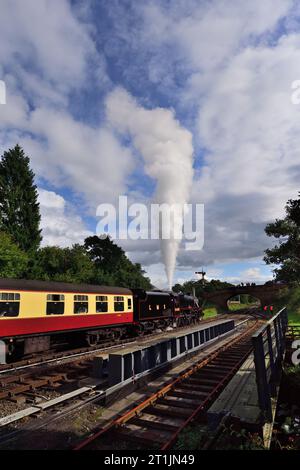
[27,245,95,283]
[0,144,41,252]
[172,278,234,306]
[264,194,300,283]
[84,235,152,288]
[26,238,152,289]
[0,231,28,278]
[84,235,124,272]
[114,258,152,289]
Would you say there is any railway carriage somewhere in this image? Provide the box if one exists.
[0,279,133,357]
[0,279,202,360]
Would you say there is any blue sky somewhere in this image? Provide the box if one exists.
[1,0,300,287]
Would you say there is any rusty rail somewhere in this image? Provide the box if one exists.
[74,320,259,450]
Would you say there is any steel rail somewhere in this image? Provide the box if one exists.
[74,320,259,450]
[0,314,231,375]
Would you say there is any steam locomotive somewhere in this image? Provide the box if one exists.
[0,279,202,359]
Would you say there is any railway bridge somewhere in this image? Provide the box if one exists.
[202,283,287,312]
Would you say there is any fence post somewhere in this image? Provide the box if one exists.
[274,315,281,362]
[252,333,273,422]
[266,324,276,395]
[252,307,287,424]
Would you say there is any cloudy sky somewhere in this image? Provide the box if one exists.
[1,0,300,287]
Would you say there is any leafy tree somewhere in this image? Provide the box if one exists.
[26,237,152,288]
[84,235,124,272]
[27,245,95,283]
[173,283,184,293]
[264,194,300,283]
[84,235,152,288]
[172,278,234,305]
[0,231,28,278]
[172,278,233,297]
[0,144,41,252]
[114,257,152,289]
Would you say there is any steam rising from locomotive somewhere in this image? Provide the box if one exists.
[106,88,194,288]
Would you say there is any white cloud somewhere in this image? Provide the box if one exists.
[135,1,300,273]
[29,107,134,207]
[0,0,130,215]
[0,0,97,90]
[224,267,272,285]
[1,0,299,287]
[38,188,92,247]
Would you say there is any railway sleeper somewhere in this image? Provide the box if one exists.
[211,359,237,367]
[178,382,215,392]
[203,364,235,371]
[158,396,201,409]
[146,405,191,419]
[186,377,221,386]
[130,417,179,433]
[169,388,208,399]
[196,366,229,375]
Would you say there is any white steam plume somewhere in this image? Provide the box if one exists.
[106,88,194,289]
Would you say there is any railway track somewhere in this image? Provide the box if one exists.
[0,315,245,404]
[0,314,245,375]
[74,320,259,450]
[0,358,94,403]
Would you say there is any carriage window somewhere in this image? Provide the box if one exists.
[0,292,20,317]
[114,296,124,312]
[127,298,132,309]
[46,294,65,315]
[96,295,108,313]
[74,295,88,314]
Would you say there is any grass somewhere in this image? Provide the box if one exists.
[227,302,258,311]
[288,309,300,326]
[271,286,300,326]
[203,303,254,318]
[203,289,300,324]
[203,307,217,319]
[288,312,300,326]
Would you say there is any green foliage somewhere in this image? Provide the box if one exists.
[175,425,212,450]
[84,235,124,272]
[203,307,217,318]
[25,236,152,288]
[284,366,300,389]
[174,423,265,450]
[27,245,95,283]
[214,425,265,450]
[0,231,28,278]
[172,278,234,305]
[264,194,300,283]
[271,286,300,324]
[0,144,41,252]
[0,143,152,289]
[84,235,152,289]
